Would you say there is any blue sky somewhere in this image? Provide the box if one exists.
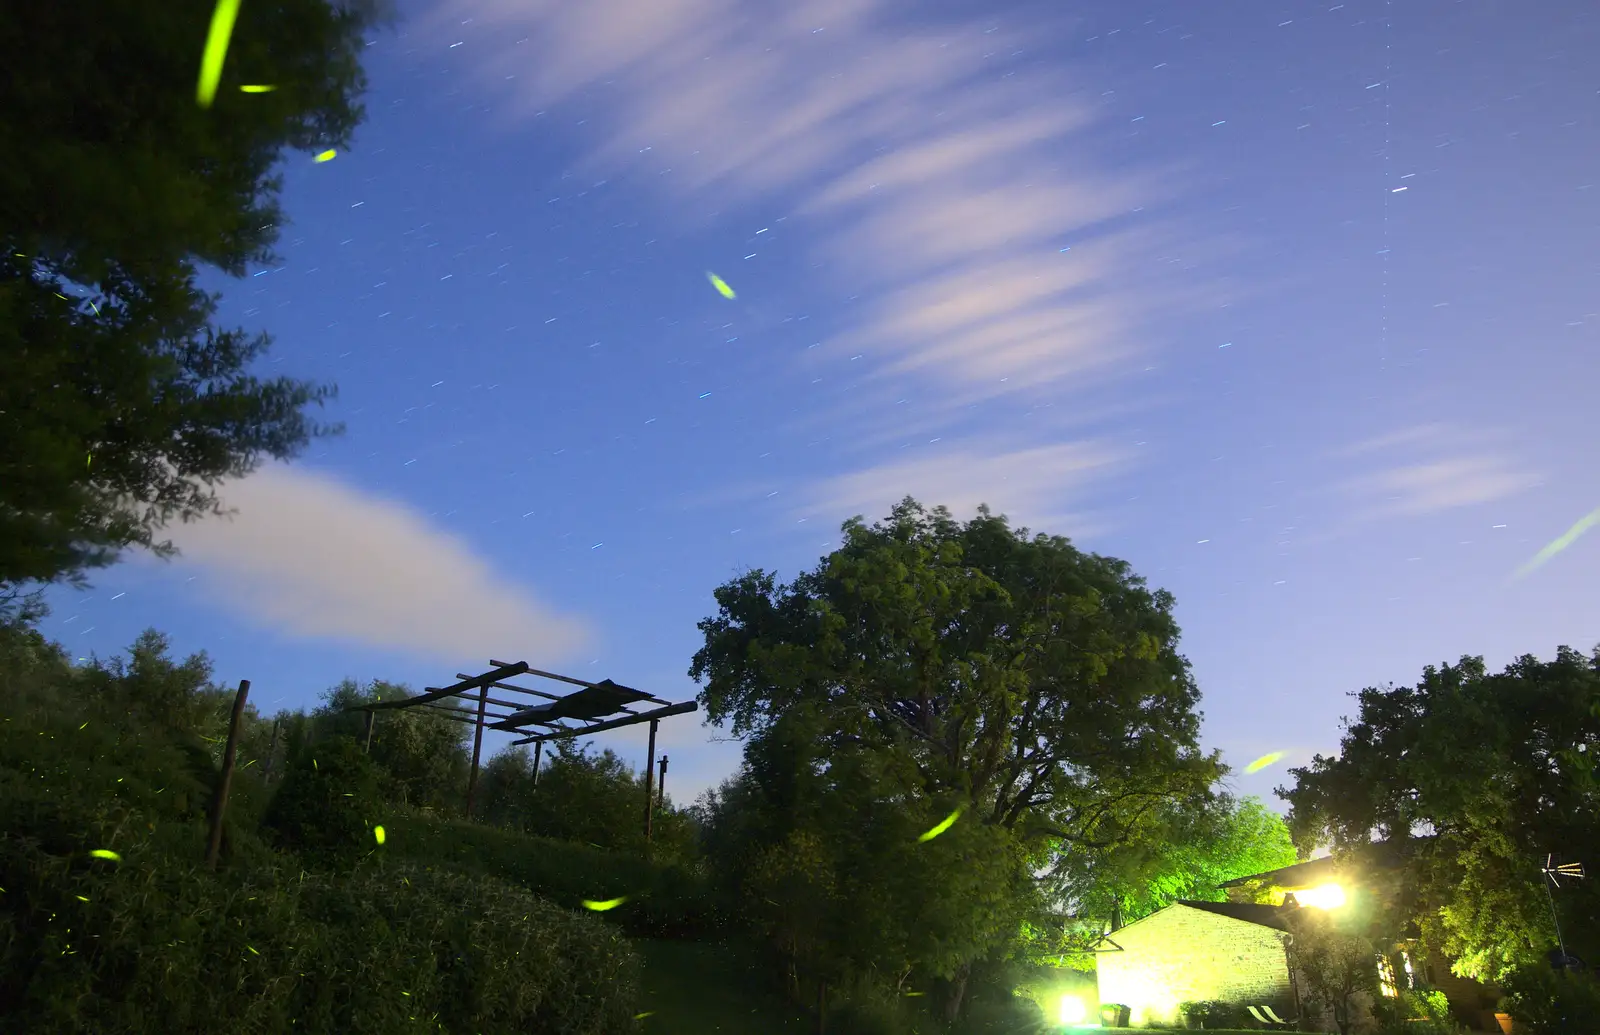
[38,0,1599,812]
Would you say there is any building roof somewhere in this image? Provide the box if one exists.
[1219,837,1423,889]
[1096,899,1293,947]
[1175,899,1292,932]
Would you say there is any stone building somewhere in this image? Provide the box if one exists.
[1094,899,1299,1028]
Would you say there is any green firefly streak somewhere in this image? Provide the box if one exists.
[1244,751,1286,775]
[197,0,245,109]
[1514,506,1600,579]
[240,84,276,93]
[582,896,627,912]
[706,272,736,299]
[918,808,962,842]
[89,849,121,862]
[314,149,338,163]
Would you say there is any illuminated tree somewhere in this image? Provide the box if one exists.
[1280,647,1600,983]
[1047,792,1299,932]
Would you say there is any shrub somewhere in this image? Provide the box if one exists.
[261,733,389,872]
[0,710,643,1034]
[1500,965,1600,1035]
[957,989,1048,1035]
[373,809,726,939]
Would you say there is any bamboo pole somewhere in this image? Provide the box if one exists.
[206,679,250,870]
[364,708,376,754]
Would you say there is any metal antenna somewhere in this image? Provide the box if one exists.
[1541,854,1585,968]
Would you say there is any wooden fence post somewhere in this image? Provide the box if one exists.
[642,718,659,842]
[465,683,489,820]
[206,679,250,870]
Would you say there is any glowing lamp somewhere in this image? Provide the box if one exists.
[1059,994,1087,1025]
[1297,883,1347,909]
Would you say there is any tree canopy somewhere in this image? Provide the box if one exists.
[1279,646,1600,983]
[689,497,1223,1019]
[1045,792,1298,932]
[691,498,1221,850]
[0,0,394,591]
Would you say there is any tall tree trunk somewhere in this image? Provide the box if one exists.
[940,960,972,1024]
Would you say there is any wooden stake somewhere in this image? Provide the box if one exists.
[363,708,375,754]
[206,679,250,870]
[658,754,668,809]
[643,717,659,842]
[263,717,280,782]
[465,683,489,820]
[532,739,542,789]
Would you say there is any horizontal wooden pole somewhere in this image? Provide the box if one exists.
[489,659,671,706]
[511,699,698,745]
[349,661,530,713]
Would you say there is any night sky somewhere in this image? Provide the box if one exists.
[37,0,1600,810]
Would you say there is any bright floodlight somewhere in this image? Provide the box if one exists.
[1298,883,1347,909]
[1059,994,1087,1025]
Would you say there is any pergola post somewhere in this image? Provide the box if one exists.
[465,683,489,820]
[532,740,542,789]
[658,754,668,809]
[643,717,659,842]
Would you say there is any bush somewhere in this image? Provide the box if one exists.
[0,709,643,1034]
[373,809,726,939]
[1500,965,1600,1035]
[957,989,1048,1035]
[261,733,390,871]
[825,997,919,1035]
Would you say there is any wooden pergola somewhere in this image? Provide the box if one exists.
[343,658,697,840]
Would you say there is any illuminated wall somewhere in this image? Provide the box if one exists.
[1095,903,1295,1028]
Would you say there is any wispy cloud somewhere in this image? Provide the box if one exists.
[1332,424,1541,518]
[430,0,1203,430]
[792,440,1126,537]
[153,463,594,664]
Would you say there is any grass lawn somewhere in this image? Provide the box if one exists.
[633,938,818,1035]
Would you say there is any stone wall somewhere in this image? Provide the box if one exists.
[1096,904,1295,1027]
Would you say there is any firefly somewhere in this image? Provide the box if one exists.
[1245,752,1286,774]
[582,896,627,912]
[1514,505,1600,579]
[918,808,962,842]
[706,271,736,299]
[196,0,244,109]
[314,149,338,164]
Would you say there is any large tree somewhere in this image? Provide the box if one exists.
[0,0,394,591]
[690,498,1222,1017]
[1279,647,1600,984]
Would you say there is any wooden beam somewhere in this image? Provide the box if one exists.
[456,674,564,704]
[489,659,671,706]
[357,662,530,712]
[512,699,698,744]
